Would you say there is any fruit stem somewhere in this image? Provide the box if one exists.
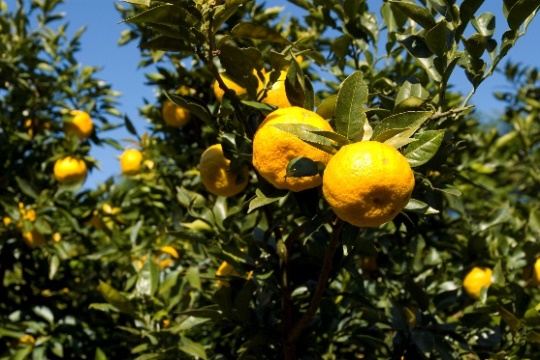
[286,218,344,350]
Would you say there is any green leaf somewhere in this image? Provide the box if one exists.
[472,12,496,37]
[140,35,191,52]
[217,43,264,99]
[506,0,540,32]
[231,22,293,45]
[166,93,213,125]
[179,337,208,360]
[98,280,135,315]
[464,33,487,59]
[316,94,337,119]
[49,255,60,280]
[94,348,108,360]
[457,0,485,37]
[136,255,159,296]
[384,136,417,149]
[405,199,440,214]
[335,71,368,141]
[405,130,445,167]
[122,4,200,28]
[121,0,150,5]
[372,111,433,142]
[248,188,288,213]
[310,130,351,146]
[388,1,436,30]
[272,123,337,154]
[398,35,442,82]
[425,20,450,57]
[286,157,323,178]
[15,176,38,199]
[212,0,251,34]
[395,81,430,105]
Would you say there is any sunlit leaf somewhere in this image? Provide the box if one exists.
[405,130,445,167]
[232,22,293,45]
[335,71,368,140]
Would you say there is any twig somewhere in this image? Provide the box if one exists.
[286,218,344,346]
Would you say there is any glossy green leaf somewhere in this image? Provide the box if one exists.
[212,0,251,34]
[98,280,135,315]
[372,111,433,142]
[140,35,191,52]
[472,12,496,37]
[121,0,150,5]
[398,35,442,82]
[179,336,208,360]
[405,199,440,214]
[457,0,485,37]
[425,20,450,57]
[166,93,213,125]
[405,130,445,167]
[122,5,200,28]
[335,71,368,141]
[248,188,288,213]
[286,157,323,178]
[388,1,436,30]
[506,0,540,31]
[272,125,336,157]
[136,255,159,296]
[231,22,293,45]
[316,94,337,119]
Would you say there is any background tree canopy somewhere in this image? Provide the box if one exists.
[2,0,540,359]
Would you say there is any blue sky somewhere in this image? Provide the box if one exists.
[7,1,540,188]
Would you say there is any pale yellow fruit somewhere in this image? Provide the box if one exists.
[322,141,415,227]
[64,110,93,139]
[53,156,87,184]
[252,106,333,192]
[260,70,292,108]
[199,144,249,197]
[162,100,191,127]
[463,267,492,299]
[120,149,143,175]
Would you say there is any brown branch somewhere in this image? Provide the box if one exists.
[286,218,344,346]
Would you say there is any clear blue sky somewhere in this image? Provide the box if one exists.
[7,1,540,188]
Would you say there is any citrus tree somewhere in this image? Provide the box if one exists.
[3,0,540,359]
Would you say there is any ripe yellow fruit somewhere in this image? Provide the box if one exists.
[322,141,415,227]
[463,267,492,299]
[162,100,191,127]
[64,110,94,139]
[53,156,87,184]
[160,245,179,259]
[531,258,540,285]
[18,334,35,345]
[252,106,334,192]
[120,149,143,175]
[260,70,292,108]
[213,73,247,102]
[22,229,46,248]
[199,144,249,197]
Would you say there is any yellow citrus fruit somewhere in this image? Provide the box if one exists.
[64,110,93,139]
[160,246,179,259]
[252,106,333,192]
[213,73,247,102]
[463,267,492,299]
[162,100,191,127]
[19,334,35,345]
[199,144,249,197]
[322,141,415,227]
[531,258,540,285]
[53,156,88,184]
[260,70,292,108]
[214,70,265,102]
[22,229,46,248]
[120,149,143,175]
